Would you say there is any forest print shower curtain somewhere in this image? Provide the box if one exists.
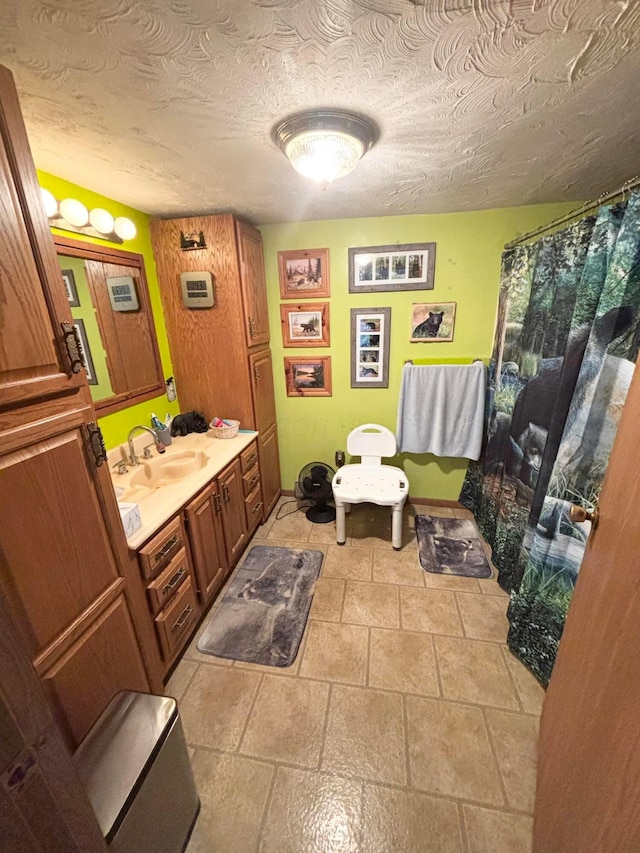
[461,192,640,686]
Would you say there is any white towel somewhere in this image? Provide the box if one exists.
[396,362,486,459]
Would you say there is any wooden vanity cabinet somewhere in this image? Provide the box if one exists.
[0,64,152,751]
[150,213,281,524]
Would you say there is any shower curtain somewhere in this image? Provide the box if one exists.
[461,191,640,686]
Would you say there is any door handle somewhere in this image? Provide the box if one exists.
[569,503,599,531]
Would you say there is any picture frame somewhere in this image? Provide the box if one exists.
[73,319,97,384]
[62,268,80,307]
[348,242,436,293]
[350,307,391,388]
[410,302,457,343]
[284,356,332,397]
[280,302,330,347]
[278,248,330,299]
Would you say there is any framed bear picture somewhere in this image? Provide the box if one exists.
[410,302,456,342]
[350,307,391,388]
[280,303,330,347]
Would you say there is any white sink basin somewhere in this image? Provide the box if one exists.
[128,450,208,490]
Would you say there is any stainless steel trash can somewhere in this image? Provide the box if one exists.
[74,691,200,852]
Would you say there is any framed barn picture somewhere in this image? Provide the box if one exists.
[278,248,330,298]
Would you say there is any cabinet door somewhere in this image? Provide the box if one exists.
[250,347,277,433]
[41,594,148,748]
[0,66,83,409]
[0,413,123,664]
[236,220,270,348]
[259,423,281,520]
[219,459,248,566]
[185,484,227,605]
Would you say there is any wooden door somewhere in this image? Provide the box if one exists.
[259,423,281,520]
[0,65,83,409]
[534,361,640,851]
[185,484,227,605]
[236,220,270,348]
[0,587,107,851]
[250,347,277,433]
[218,459,248,566]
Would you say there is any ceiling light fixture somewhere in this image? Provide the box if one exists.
[274,110,376,185]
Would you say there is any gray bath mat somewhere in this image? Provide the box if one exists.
[416,515,492,578]
[197,545,324,667]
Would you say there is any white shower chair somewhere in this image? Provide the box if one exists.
[331,424,409,551]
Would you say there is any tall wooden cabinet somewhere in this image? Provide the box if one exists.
[150,214,281,520]
[0,65,151,750]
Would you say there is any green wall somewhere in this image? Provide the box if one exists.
[261,202,575,501]
[38,171,180,448]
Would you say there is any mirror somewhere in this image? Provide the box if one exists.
[55,235,165,416]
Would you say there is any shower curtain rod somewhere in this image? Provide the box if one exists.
[504,175,640,250]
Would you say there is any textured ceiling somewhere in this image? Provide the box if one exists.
[1,0,639,224]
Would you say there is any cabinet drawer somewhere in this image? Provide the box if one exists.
[138,517,184,580]
[154,579,198,661]
[146,549,189,615]
[240,441,259,474]
[242,463,260,497]
[245,483,264,533]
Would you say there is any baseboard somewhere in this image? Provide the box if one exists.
[410,497,463,508]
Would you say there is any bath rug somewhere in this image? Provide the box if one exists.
[415,515,492,578]
[197,545,323,667]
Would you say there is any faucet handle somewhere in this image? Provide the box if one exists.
[142,444,154,459]
[111,460,128,475]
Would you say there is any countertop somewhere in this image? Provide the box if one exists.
[109,430,258,550]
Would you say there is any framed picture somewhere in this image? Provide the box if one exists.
[61,268,80,307]
[348,242,436,293]
[280,303,330,347]
[284,356,332,397]
[278,248,330,299]
[73,319,97,384]
[350,307,391,388]
[410,302,457,343]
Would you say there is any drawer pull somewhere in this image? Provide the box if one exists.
[155,535,180,562]
[222,484,230,504]
[249,472,259,487]
[247,452,257,465]
[161,568,186,599]
[172,604,193,633]
[252,501,263,514]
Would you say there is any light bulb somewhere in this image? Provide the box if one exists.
[89,208,115,235]
[114,217,136,240]
[59,198,89,227]
[40,188,58,218]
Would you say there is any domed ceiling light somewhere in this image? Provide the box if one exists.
[274,110,376,184]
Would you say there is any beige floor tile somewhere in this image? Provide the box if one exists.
[504,650,546,716]
[300,621,369,685]
[435,636,520,710]
[456,593,510,642]
[323,545,373,581]
[267,512,313,541]
[260,767,363,853]
[164,659,198,701]
[182,625,235,666]
[180,665,261,750]
[405,696,503,805]
[399,587,464,636]
[362,784,464,853]
[372,549,425,586]
[309,519,346,545]
[477,575,508,596]
[485,708,539,813]
[463,805,533,853]
[322,685,407,785]
[422,572,482,593]
[240,675,329,768]
[418,505,457,518]
[368,628,439,697]
[186,752,273,853]
[310,577,345,622]
[233,653,302,677]
[452,506,474,519]
[342,580,399,628]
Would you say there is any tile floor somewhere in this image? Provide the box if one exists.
[167,499,544,853]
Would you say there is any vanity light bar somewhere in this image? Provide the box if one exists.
[40,188,137,244]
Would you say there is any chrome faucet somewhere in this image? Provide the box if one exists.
[127,425,163,466]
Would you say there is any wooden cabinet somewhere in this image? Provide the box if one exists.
[150,213,281,523]
[259,423,282,520]
[219,458,248,565]
[0,64,150,750]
